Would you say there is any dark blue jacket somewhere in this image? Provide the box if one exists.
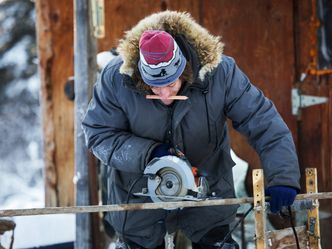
[82,11,300,246]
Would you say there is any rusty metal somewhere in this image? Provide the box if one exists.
[306,0,332,76]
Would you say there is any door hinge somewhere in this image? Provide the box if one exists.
[292,88,328,116]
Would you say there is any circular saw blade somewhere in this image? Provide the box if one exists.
[145,155,197,203]
[156,167,188,201]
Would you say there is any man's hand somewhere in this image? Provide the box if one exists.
[266,186,298,213]
[150,144,172,160]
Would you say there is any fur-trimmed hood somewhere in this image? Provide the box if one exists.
[117,11,224,86]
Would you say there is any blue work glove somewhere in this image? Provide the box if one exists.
[265,186,298,213]
[150,144,172,160]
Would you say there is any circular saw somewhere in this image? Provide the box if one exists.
[134,156,209,205]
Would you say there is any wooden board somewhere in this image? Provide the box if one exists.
[253,169,266,249]
[202,1,297,133]
[295,2,332,248]
[98,0,160,51]
[306,168,321,249]
[35,0,75,207]
[201,1,297,196]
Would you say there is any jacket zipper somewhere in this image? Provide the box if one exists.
[168,105,175,147]
[202,89,211,143]
[188,84,211,143]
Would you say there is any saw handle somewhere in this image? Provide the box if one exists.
[150,144,172,160]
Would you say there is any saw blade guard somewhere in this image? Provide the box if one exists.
[144,155,197,203]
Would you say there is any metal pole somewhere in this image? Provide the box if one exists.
[1,192,332,217]
[74,0,97,248]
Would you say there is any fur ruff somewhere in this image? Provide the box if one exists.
[117,11,224,84]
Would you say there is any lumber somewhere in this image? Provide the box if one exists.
[306,168,321,249]
[253,169,266,249]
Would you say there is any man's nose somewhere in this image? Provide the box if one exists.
[159,87,171,98]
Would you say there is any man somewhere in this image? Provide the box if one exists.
[82,11,300,249]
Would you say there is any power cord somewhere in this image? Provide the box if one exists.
[279,206,300,249]
[121,175,145,239]
[219,204,301,249]
[287,206,300,249]
[219,205,254,248]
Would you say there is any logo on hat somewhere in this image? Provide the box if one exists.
[138,30,186,87]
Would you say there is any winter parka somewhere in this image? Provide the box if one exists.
[82,11,300,248]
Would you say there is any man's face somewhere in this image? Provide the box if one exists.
[150,78,182,105]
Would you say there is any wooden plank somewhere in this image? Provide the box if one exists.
[200,1,298,198]
[295,1,332,247]
[167,0,201,22]
[98,0,161,52]
[98,1,201,53]
[35,0,75,207]
[306,168,321,249]
[253,169,266,249]
[295,0,331,194]
[202,0,297,133]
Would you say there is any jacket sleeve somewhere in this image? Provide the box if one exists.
[82,64,157,173]
[221,57,300,190]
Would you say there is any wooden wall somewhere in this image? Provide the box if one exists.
[36,0,332,247]
[35,0,75,207]
[295,1,332,245]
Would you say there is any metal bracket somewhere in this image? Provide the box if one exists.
[90,0,105,38]
[292,88,328,116]
[308,217,316,235]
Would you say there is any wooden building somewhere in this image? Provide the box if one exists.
[35,0,332,248]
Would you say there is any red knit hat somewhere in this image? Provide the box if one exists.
[138,30,186,87]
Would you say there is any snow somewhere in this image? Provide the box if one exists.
[0,37,30,70]
[96,51,116,69]
[4,75,40,98]
[231,150,249,198]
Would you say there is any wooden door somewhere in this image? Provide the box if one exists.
[296,1,332,247]
[200,1,332,247]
